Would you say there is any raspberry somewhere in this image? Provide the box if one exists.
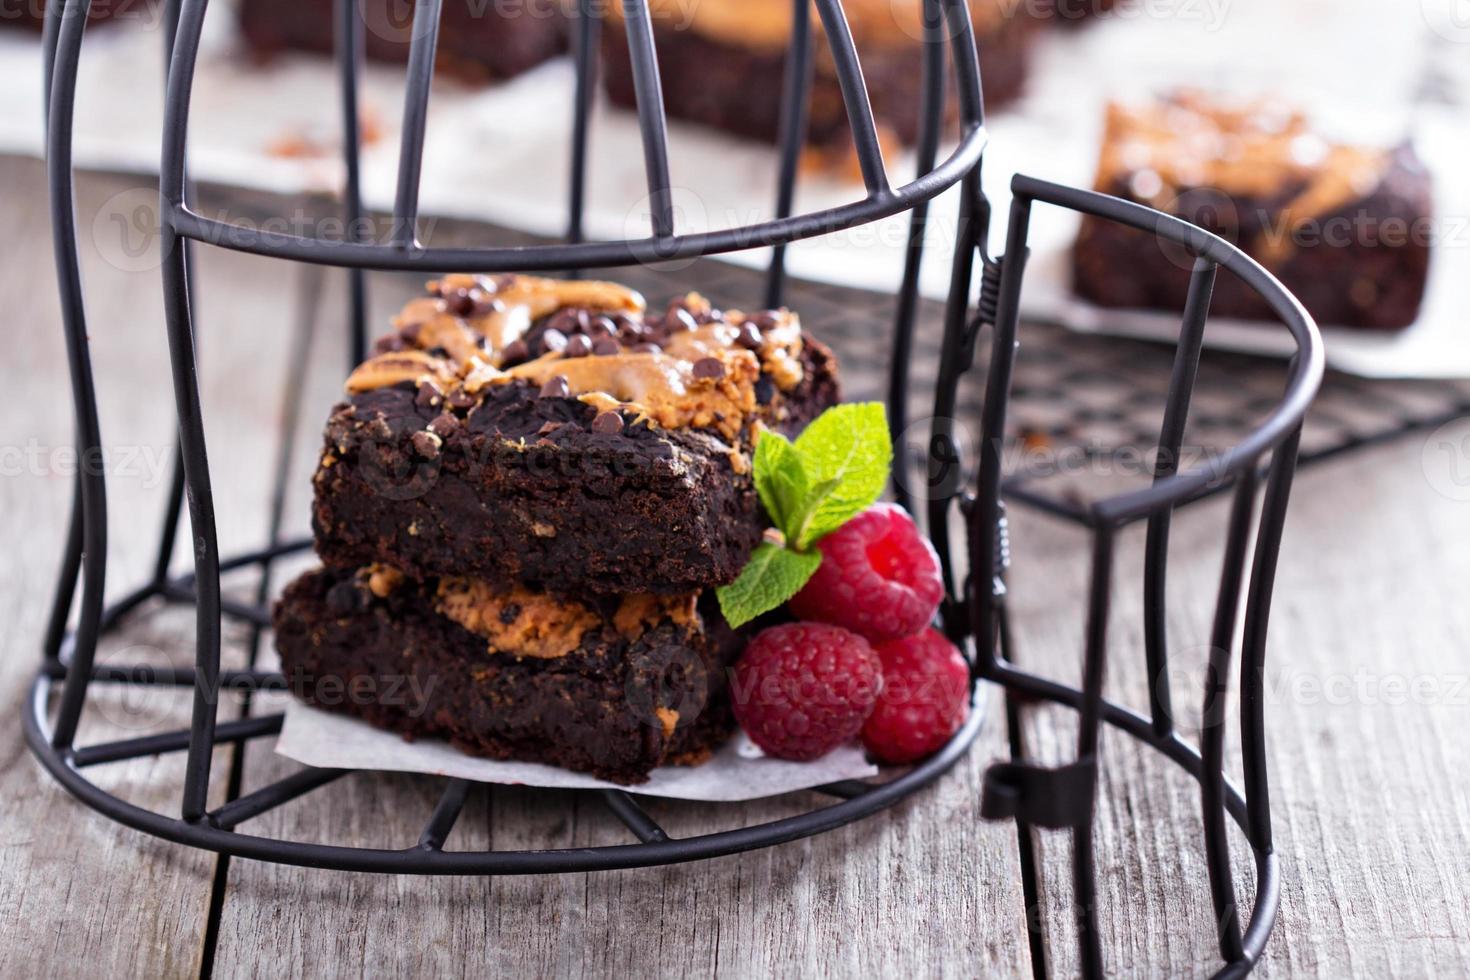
[861,628,971,764]
[789,502,944,642]
[731,622,881,761]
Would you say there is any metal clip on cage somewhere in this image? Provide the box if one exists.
[29,0,1324,976]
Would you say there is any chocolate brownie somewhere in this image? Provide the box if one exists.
[312,275,842,596]
[1072,92,1434,330]
[238,0,567,82]
[1,0,127,30]
[600,0,1035,162]
[274,565,738,783]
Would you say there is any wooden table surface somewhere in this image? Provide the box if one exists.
[4,153,1470,978]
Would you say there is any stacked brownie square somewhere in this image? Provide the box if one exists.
[274,274,841,783]
[239,0,568,82]
[600,0,1038,165]
[1072,91,1434,330]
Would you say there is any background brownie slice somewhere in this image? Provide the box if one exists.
[274,566,738,784]
[311,275,842,597]
[601,0,1036,158]
[1072,92,1434,330]
[238,0,567,82]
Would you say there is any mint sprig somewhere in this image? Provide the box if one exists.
[717,402,892,628]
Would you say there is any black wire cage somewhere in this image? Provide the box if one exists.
[28,0,1324,976]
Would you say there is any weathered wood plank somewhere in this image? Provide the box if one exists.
[1010,433,1470,977]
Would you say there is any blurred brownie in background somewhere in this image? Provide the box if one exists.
[239,0,568,82]
[600,0,1036,164]
[1073,91,1433,330]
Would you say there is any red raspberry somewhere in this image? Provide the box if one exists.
[789,502,944,643]
[861,628,971,764]
[731,622,881,761]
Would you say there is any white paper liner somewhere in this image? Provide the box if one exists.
[276,699,880,801]
[3,0,1462,377]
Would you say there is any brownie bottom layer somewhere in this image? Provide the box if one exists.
[274,567,739,784]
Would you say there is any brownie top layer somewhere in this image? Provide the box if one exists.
[1095,91,1393,251]
[607,0,1013,51]
[352,563,703,661]
[345,274,813,444]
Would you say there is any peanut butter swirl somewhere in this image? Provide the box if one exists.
[344,278,807,441]
[1096,92,1390,262]
[346,274,645,394]
[435,577,700,660]
[608,0,1011,51]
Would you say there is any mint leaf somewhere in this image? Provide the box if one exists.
[716,543,822,629]
[752,428,808,535]
[791,402,891,547]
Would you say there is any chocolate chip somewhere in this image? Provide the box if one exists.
[749,311,779,330]
[699,307,723,324]
[499,602,522,625]
[629,342,661,354]
[445,291,476,317]
[428,412,460,438]
[735,322,763,349]
[591,411,625,434]
[375,336,408,354]
[592,338,621,356]
[410,429,442,459]
[536,421,564,436]
[547,308,580,334]
[446,388,477,411]
[325,580,365,614]
[588,315,616,337]
[414,380,443,409]
[500,339,529,365]
[574,309,592,332]
[667,308,698,334]
[755,377,776,405]
[692,357,726,380]
[539,375,570,398]
[540,328,568,353]
[564,334,592,357]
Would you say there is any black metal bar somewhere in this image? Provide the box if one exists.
[390,0,444,248]
[599,789,669,843]
[86,663,287,692]
[42,474,83,664]
[619,0,675,239]
[763,0,814,308]
[208,767,350,831]
[418,779,471,850]
[1009,175,1323,526]
[1142,259,1216,737]
[335,0,369,364]
[159,0,222,823]
[811,0,889,196]
[159,583,271,628]
[565,0,601,260]
[1239,426,1302,855]
[39,0,80,671]
[161,126,985,270]
[1072,526,1114,980]
[46,0,107,751]
[926,188,983,635]
[1201,473,1259,964]
[940,0,984,129]
[887,0,946,514]
[151,453,186,585]
[72,714,285,768]
[814,780,874,800]
[967,196,1032,658]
